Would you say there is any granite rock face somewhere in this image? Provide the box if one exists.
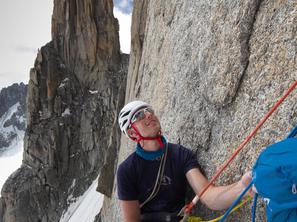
[52,0,121,87]
[0,83,27,152]
[0,0,128,221]
[100,0,297,221]
[1,0,296,221]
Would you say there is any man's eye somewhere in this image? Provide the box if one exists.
[132,112,142,122]
[134,112,141,119]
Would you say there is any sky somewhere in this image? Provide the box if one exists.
[0,0,132,90]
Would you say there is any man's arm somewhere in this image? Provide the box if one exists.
[120,200,141,222]
[186,168,252,210]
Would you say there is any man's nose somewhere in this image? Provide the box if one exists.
[145,111,152,119]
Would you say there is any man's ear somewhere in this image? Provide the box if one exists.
[127,128,138,139]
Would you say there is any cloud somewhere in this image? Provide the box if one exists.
[114,0,133,15]
[14,46,37,54]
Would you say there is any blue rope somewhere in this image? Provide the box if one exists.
[219,181,253,222]
[287,124,297,138]
[252,193,258,222]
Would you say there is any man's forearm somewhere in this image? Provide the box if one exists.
[120,200,141,222]
[186,168,252,211]
[203,181,245,210]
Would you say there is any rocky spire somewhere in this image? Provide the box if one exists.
[52,0,121,87]
[0,0,128,221]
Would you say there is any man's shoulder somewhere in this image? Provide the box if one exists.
[168,142,199,173]
[168,142,181,150]
[168,142,192,154]
[118,152,138,171]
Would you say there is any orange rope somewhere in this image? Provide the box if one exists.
[183,79,297,214]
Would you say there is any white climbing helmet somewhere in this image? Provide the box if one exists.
[118,100,149,137]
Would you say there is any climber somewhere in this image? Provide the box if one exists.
[117,100,253,222]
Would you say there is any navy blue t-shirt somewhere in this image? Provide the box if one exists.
[117,143,199,214]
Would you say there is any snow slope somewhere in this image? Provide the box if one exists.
[60,178,104,222]
[0,102,25,195]
[0,134,23,196]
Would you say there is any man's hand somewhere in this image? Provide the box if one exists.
[239,171,254,197]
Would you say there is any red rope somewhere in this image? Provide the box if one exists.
[184,80,297,214]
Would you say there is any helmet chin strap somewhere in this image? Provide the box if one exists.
[130,124,164,149]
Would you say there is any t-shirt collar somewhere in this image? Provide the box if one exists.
[135,136,167,160]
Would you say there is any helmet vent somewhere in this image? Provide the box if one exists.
[121,111,130,118]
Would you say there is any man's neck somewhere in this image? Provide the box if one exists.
[140,139,161,151]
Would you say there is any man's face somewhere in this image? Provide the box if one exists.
[129,107,161,138]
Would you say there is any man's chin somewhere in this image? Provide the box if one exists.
[151,129,162,137]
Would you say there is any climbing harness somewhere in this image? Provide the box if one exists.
[141,211,183,222]
[178,79,297,221]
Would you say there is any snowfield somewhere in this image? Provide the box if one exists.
[0,102,24,195]
[59,178,104,222]
[0,134,23,196]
